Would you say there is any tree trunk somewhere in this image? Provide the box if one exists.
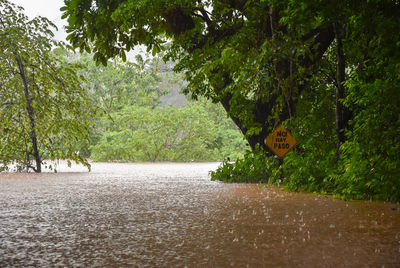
[220,92,286,156]
[16,55,41,173]
[333,23,351,160]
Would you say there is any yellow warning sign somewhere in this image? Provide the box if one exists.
[264,125,297,158]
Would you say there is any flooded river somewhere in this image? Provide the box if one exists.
[1,162,399,267]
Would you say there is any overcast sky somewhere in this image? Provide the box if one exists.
[9,0,68,41]
[8,0,145,59]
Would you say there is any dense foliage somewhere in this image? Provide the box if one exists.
[62,0,400,201]
[91,103,247,162]
[0,0,94,172]
[210,145,280,183]
[277,1,400,201]
[73,53,248,162]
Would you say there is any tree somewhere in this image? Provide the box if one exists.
[70,52,167,112]
[335,1,400,200]
[0,0,95,172]
[61,0,334,153]
[91,104,218,162]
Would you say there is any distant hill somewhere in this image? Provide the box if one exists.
[158,61,189,107]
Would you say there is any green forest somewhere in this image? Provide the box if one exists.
[62,51,248,163]
[1,0,399,201]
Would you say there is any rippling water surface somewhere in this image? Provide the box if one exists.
[1,162,399,267]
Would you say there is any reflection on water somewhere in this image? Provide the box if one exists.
[1,162,399,267]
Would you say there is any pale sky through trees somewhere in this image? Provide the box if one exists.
[10,0,67,42]
[8,0,143,59]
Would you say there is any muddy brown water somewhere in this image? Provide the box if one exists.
[0,162,399,267]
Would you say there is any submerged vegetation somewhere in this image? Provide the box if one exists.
[0,1,94,172]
